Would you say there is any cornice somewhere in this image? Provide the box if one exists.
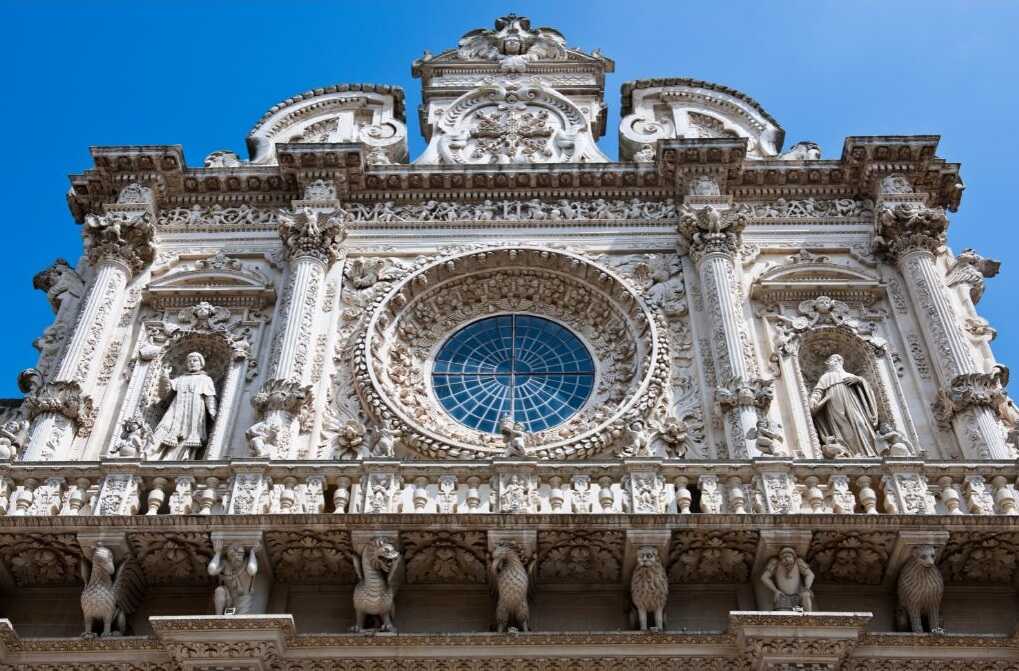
[66,135,963,221]
[621,77,782,131]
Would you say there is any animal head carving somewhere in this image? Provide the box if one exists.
[365,537,400,572]
[636,545,660,568]
[491,542,525,570]
[91,545,115,574]
[911,544,938,568]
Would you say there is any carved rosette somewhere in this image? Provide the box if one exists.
[872,203,949,262]
[677,205,748,260]
[352,246,670,460]
[278,208,348,265]
[22,380,94,435]
[83,210,156,273]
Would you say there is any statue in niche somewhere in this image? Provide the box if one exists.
[149,352,217,460]
[760,547,815,611]
[809,354,879,458]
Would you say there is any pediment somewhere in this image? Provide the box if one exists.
[751,261,882,304]
[144,254,275,310]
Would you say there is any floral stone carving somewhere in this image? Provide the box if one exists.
[83,210,156,273]
[536,530,623,583]
[667,530,758,584]
[353,246,670,460]
[265,529,356,584]
[806,531,897,585]
[403,531,487,584]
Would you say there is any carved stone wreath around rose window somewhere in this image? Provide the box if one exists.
[353,247,670,460]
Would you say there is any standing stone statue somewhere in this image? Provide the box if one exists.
[149,352,217,460]
[809,354,879,458]
[760,547,815,611]
[208,544,259,615]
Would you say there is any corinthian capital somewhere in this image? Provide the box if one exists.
[872,203,948,262]
[23,380,94,430]
[932,367,1008,428]
[278,207,347,265]
[677,205,747,260]
[252,378,314,424]
[83,211,156,273]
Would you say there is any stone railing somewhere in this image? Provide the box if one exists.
[1,458,1017,518]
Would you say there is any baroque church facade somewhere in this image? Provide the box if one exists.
[0,13,1016,670]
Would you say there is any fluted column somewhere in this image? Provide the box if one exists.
[874,201,1009,459]
[250,207,346,459]
[679,205,771,458]
[23,210,155,461]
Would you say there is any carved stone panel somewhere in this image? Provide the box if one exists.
[667,530,759,584]
[536,530,624,583]
[937,531,1019,585]
[806,531,897,585]
[0,533,82,586]
[402,530,487,584]
[264,529,356,584]
[127,531,214,585]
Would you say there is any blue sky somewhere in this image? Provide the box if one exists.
[1,1,1018,397]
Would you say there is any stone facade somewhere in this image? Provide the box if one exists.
[0,13,1016,670]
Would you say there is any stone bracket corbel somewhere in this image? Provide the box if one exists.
[77,530,132,562]
[209,528,274,616]
[881,530,950,589]
[622,529,671,588]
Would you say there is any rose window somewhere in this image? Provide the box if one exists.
[432,315,595,434]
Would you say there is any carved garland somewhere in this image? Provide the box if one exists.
[353,246,670,460]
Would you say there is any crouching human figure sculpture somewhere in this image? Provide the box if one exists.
[351,537,403,633]
[490,543,534,633]
[760,546,815,611]
[208,543,259,615]
[630,545,668,631]
[896,544,945,634]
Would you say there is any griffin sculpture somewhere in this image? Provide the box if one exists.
[80,545,144,638]
[490,543,534,632]
[351,537,403,633]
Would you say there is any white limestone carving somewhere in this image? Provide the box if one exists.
[809,354,880,458]
[619,78,783,160]
[247,85,407,165]
[149,352,218,460]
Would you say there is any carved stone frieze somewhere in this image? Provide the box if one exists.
[160,204,279,232]
[536,530,624,583]
[402,530,487,584]
[736,199,874,220]
[667,530,759,583]
[335,197,677,223]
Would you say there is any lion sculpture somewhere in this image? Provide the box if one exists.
[630,545,668,631]
[896,544,945,634]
